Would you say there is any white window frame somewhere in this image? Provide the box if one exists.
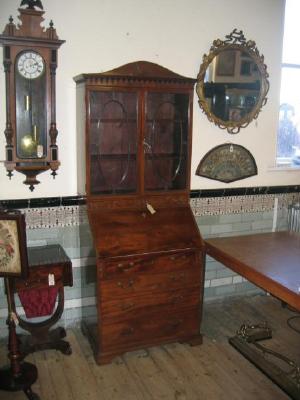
[276,1,300,168]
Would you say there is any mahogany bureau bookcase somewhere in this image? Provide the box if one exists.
[74,61,205,364]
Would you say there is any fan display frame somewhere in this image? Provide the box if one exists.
[196,143,257,183]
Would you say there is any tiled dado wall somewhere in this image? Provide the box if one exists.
[0,186,299,338]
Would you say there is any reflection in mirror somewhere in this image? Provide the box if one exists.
[196,29,269,134]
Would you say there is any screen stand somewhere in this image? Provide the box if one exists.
[0,277,39,400]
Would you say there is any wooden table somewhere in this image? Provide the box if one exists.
[205,231,300,310]
[205,231,300,399]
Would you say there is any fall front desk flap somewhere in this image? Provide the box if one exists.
[88,205,203,259]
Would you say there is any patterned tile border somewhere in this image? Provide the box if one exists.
[190,192,300,216]
[19,192,300,229]
[24,205,88,229]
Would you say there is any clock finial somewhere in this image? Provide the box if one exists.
[20,0,44,10]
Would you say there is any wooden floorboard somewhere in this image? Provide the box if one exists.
[0,293,297,400]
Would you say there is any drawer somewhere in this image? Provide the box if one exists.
[99,265,201,300]
[100,306,200,350]
[98,251,200,279]
[13,262,73,291]
[100,286,201,323]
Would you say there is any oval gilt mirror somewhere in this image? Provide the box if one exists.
[196,29,269,134]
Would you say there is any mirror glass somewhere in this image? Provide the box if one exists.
[196,30,269,133]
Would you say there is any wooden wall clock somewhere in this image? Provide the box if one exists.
[0,0,65,191]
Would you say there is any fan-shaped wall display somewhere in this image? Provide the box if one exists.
[196,143,257,183]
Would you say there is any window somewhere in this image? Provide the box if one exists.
[277,0,300,166]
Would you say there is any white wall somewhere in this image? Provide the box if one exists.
[0,0,296,200]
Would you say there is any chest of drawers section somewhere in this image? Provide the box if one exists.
[94,250,203,364]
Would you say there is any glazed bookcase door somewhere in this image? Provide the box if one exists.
[144,92,189,191]
[88,90,138,195]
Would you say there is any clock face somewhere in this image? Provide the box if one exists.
[17,51,45,79]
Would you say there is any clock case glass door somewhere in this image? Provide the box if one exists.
[15,50,47,159]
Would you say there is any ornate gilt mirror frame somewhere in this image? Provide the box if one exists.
[196,29,269,134]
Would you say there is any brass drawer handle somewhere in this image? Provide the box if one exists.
[150,284,159,290]
[121,302,135,311]
[171,295,184,304]
[169,319,183,328]
[117,262,136,272]
[117,279,134,289]
[121,327,134,336]
[170,272,186,281]
[117,260,154,271]
[170,254,188,261]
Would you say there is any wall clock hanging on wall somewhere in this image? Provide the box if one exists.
[196,143,257,183]
[0,0,65,191]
